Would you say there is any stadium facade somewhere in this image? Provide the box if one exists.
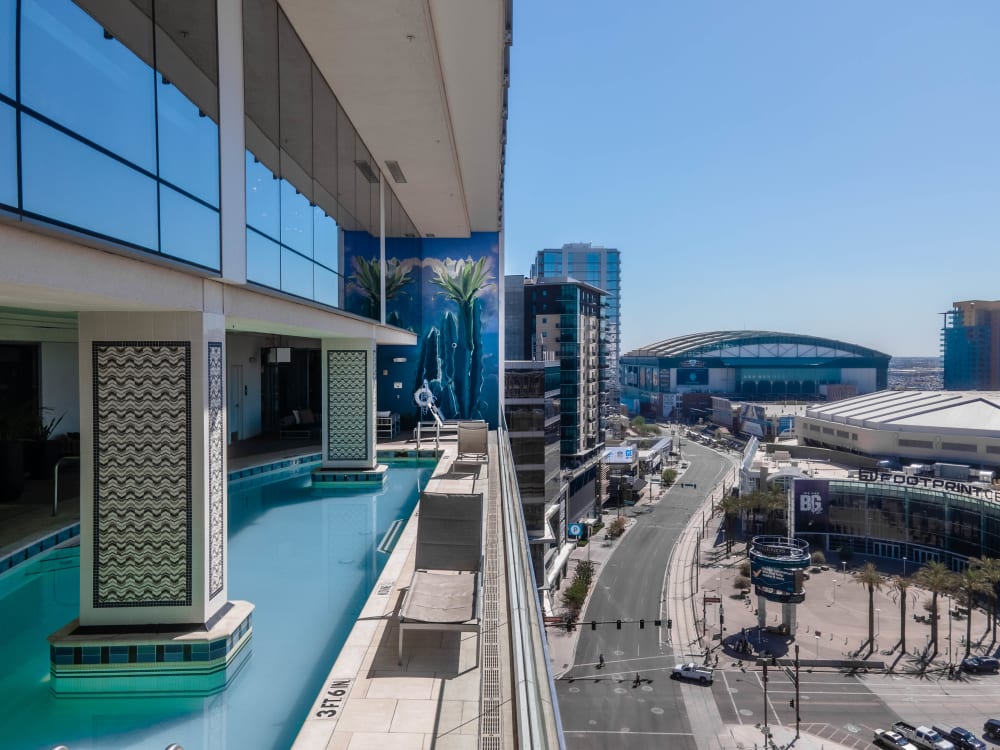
[620,331,890,419]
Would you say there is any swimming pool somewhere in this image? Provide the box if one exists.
[0,461,432,750]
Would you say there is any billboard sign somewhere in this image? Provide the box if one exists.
[678,368,708,386]
[793,478,830,533]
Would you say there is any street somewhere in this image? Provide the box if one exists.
[557,441,734,749]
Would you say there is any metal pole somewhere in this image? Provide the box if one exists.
[794,644,801,738]
[763,661,769,739]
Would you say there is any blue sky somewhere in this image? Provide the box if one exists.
[503,2,1000,357]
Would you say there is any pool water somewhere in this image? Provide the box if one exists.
[0,462,431,750]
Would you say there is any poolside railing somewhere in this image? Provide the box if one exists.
[497,422,566,750]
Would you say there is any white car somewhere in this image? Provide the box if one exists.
[672,662,713,684]
[875,729,919,750]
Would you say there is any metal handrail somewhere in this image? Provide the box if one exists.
[53,455,80,516]
[497,421,566,750]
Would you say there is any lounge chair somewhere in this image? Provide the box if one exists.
[398,490,484,665]
[456,420,488,463]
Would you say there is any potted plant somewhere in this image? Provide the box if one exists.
[25,408,65,480]
[0,403,36,501]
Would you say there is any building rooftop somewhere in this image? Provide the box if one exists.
[804,389,1000,437]
[624,330,890,360]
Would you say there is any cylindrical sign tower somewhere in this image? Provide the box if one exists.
[749,535,810,638]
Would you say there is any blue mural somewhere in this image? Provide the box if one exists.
[374,233,500,429]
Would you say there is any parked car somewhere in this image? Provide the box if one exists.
[983,720,1000,741]
[961,656,1000,674]
[934,726,986,750]
[875,729,919,750]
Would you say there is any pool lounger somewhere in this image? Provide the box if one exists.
[398,490,484,665]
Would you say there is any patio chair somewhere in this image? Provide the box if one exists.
[456,420,488,463]
[398,490,484,665]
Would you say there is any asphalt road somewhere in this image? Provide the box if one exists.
[715,666,901,749]
[557,441,734,749]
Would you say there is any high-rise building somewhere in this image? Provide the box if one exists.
[942,301,1000,390]
[506,276,605,530]
[532,243,621,419]
[504,359,562,586]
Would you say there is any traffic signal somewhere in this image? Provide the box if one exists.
[789,700,795,708]
[616,620,622,630]
[591,621,597,631]
[639,619,645,629]
[667,618,673,629]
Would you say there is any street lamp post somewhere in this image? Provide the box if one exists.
[948,595,953,664]
[903,556,907,577]
[833,578,837,603]
[815,634,820,658]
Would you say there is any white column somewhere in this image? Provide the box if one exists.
[217,0,247,284]
[321,336,377,470]
[77,311,231,626]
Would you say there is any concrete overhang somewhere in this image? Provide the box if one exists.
[279,0,509,237]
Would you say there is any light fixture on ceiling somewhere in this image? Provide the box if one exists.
[385,160,407,184]
[354,160,379,184]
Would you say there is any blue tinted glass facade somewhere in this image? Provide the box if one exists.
[3,0,221,269]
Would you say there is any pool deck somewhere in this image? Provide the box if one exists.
[293,437,506,749]
[3,430,517,749]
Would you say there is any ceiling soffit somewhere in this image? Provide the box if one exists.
[279,0,507,237]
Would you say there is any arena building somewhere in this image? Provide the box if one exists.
[620,331,890,419]
[797,389,1000,471]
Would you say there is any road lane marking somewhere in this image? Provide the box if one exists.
[721,669,743,725]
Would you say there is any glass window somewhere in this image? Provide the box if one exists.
[313,206,338,271]
[246,150,280,239]
[246,229,280,286]
[159,185,220,269]
[314,265,339,308]
[157,73,219,207]
[280,178,313,257]
[21,114,157,249]
[280,247,313,299]
[0,103,15,207]
[20,0,156,172]
[1,0,14,97]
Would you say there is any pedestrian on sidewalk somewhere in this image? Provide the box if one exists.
[633,672,641,687]
[598,653,605,669]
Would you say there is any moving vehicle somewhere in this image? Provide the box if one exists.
[672,663,713,684]
[961,656,1000,674]
[874,729,919,750]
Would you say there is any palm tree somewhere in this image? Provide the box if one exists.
[970,556,1000,643]
[956,566,989,658]
[741,487,787,536]
[716,494,742,557]
[915,561,957,658]
[855,562,884,651]
[891,575,914,654]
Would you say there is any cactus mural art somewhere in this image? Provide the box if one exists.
[347,255,416,325]
[414,256,494,420]
[374,232,500,428]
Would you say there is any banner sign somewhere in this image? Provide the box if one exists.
[678,368,708,386]
[793,478,830,533]
[858,468,1000,503]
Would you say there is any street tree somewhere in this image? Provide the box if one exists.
[915,560,957,658]
[891,575,914,654]
[956,565,990,658]
[855,562,884,651]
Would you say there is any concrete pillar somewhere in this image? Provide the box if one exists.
[757,594,767,630]
[782,601,797,638]
[77,311,232,625]
[49,311,252,694]
[321,336,377,470]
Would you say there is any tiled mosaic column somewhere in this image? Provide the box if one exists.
[321,337,377,470]
[48,312,252,695]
